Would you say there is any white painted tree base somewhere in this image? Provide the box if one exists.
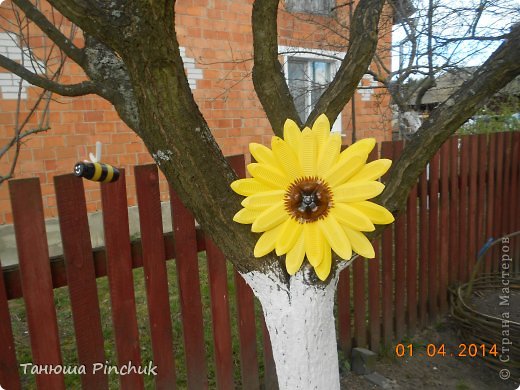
[242,268,340,390]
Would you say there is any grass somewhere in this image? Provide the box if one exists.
[8,252,267,389]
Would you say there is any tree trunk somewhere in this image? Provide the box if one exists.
[242,268,341,390]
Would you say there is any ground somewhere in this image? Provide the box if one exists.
[341,320,519,389]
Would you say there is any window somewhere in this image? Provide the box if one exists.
[285,0,335,15]
[281,46,344,133]
[287,58,332,122]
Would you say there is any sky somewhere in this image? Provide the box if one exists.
[391,0,520,72]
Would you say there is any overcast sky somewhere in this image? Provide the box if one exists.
[391,0,520,71]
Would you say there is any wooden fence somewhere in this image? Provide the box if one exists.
[0,132,519,389]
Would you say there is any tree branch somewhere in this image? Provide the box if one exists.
[252,0,302,136]
[306,0,386,126]
[380,24,520,215]
[0,53,99,96]
[12,0,85,65]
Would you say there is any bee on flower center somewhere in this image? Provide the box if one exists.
[285,177,333,223]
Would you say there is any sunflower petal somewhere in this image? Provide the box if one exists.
[251,202,288,232]
[233,208,262,224]
[314,241,332,281]
[249,143,277,166]
[331,203,375,232]
[254,223,284,257]
[272,136,304,180]
[283,118,302,153]
[241,189,284,209]
[324,155,364,187]
[333,181,385,203]
[285,234,305,275]
[300,127,317,176]
[349,159,392,182]
[339,138,376,162]
[318,216,352,259]
[247,163,290,189]
[312,114,331,154]
[231,178,273,196]
[349,201,395,225]
[343,226,375,258]
[304,222,323,267]
[276,218,304,256]
[317,133,341,177]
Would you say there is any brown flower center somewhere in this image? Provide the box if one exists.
[284,177,333,223]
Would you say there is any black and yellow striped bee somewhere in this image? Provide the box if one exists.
[73,162,120,183]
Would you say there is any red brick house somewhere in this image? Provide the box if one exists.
[0,0,393,224]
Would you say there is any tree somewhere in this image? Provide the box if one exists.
[1,0,519,388]
[378,0,519,137]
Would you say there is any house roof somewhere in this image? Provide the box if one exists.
[390,0,416,24]
[411,67,520,106]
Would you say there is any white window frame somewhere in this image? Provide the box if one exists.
[279,46,346,134]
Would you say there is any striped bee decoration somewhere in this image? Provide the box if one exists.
[73,162,120,183]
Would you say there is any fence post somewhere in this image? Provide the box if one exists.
[9,178,65,389]
[101,170,144,390]
[135,165,177,389]
[55,174,108,389]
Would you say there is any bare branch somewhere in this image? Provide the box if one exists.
[306,0,386,126]
[12,0,85,65]
[0,53,99,96]
[252,0,302,136]
[380,24,520,215]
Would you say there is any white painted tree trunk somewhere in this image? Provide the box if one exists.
[242,268,341,390]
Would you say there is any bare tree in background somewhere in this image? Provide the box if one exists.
[0,1,79,183]
[380,0,519,137]
[283,0,519,138]
[0,0,519,388]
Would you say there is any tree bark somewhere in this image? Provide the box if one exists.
[243,267,341,390]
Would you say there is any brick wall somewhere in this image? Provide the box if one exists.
[0,0,393,224]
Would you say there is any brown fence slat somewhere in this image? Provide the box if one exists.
[508,132,520,272]
[459,137,470,280]
[0,257,20,390]
[233,271,260,389]
[337,267,351,354]
[501,132,513,238]
[428,151,439,320]
[134,165,177,389]
[512,133,520,269]
[381,141,394,343]
[439,142,450,314]
[206,238,234,390]
[449,137,460,283]
[352,257,366,347]
[367,143,381,351]
[169,188,208,389]
[418,169,429,326]
[368,239,381,352]
[406,180,418,335]
[509,133,520,235]
[393,141,406,340]
[9,178,65,389]
[477,134,488,247]
[492,132,505,273]
[467,135,479,276]
[227,154,260,390]
[484,134,497,273]
[54,174,108,390]
[100,170,144,390]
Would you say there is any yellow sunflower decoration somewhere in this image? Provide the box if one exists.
[231,114,394,280]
